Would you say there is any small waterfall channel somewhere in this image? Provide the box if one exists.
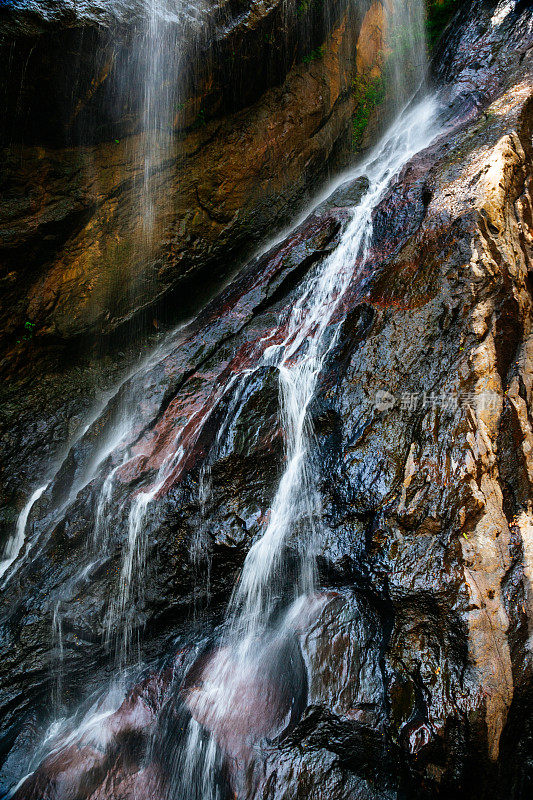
[171,95,439,799]
[2,1,441,797]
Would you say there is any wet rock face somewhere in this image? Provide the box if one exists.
[0,0,371,376]
[309,3,533,793]
[1,0,533,799]
[0,0,382,550]
[0,205,346,770]
[0,0,355,146]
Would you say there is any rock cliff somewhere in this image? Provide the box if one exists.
[0,0,381,364]
[0,0,532,798]
[0,0,391,527]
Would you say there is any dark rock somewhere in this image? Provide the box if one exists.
[1,1,533,799]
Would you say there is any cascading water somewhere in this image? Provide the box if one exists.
[3,1,440,797]
[42,0,187,675]
[175,95,438,799]
[103,0,432,670]
[167,2,435,794]
[0,0,188,701]
[0,484,48,581]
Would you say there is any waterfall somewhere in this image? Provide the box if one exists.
[136,0,181,237]
[386,0,427,103]
[232,100,437,640]
[100,0,433,667]
[177,93,438,798]
[0,484,48,582]
[4,1,438,796]
[168,2,435,793]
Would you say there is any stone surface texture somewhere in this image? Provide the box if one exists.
[0,0,532,799]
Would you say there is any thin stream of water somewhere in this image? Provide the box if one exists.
[0,484,48,581]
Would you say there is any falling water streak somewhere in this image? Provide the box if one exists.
[92,462,124,550]
[44,423,134,680]
[189,463,214,618]
[133,0,187,284]
[0,320,194,589]
[0,484,48,583]
[182,721,203,789]
[0,400,124,586]
[105,480,162,663]
[174,719,221,800]
[18,681,129,790]
[140,1,170,236]
[26,0,189,663]
[52,602,64,712]
[385,0,428,104]
[192,378,254,554]
[97,0,183,666]
[2,414,134,591]
[105,371,251,665]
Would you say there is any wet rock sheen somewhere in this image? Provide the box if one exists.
[1,1,533,799]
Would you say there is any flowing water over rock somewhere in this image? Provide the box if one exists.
[5,98,439,800]
[0,485,48,582]
[5,0,428,795]
[2,0,533,798]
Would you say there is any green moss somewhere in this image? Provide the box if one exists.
[302,45,325,64]
[350,16,424,152]
[348,0,460,150]
[297,0,322,15]
[193,108,207,128]
[351,73,386,149]
[16,320,36,345]
[426,0,460,49]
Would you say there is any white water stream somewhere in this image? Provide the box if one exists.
[3,2,441,796]
[0,484,48,581]
[174,94,439,798]
[232,97,437,638]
